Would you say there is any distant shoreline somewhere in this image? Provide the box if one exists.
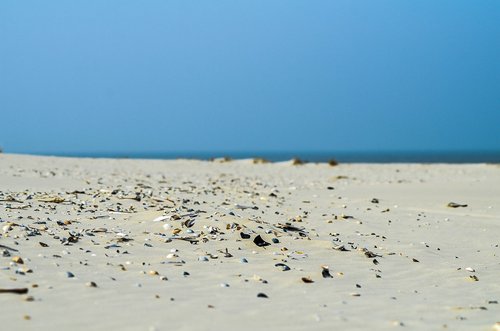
[5,151,500,163]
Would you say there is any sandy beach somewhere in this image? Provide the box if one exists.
[0,154,499,330]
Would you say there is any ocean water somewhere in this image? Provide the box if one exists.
[43,151,500,163]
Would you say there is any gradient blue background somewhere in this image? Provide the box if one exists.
[1,1,499,155]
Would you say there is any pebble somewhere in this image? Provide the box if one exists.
[86,281,97,288]
[220,283,230,288]
[257,292,268,298]
[66,271,75,278]
[198,256,209,262]
[240,258,248,263]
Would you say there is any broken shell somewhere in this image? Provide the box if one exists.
[12,256,24,264]
[321,267,333,278]
[240,232,251,239]
[447,202,467,208]
[152,215,170,222]
[253,235,271,247]
[275,263,290,271]
[301,277,314,283]
[469,275,479,281]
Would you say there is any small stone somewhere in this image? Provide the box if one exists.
[240,258,248,263]
[257,292,268,298]
[198,256,209,262]
[220,283,230,288]
[66,271,75,278]
[148,270,159,276]
[86,281,98,288]
[271,238,279,244]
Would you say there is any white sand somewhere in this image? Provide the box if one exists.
[1,154,499,330]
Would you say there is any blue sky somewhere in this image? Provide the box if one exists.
[1,1,499,154]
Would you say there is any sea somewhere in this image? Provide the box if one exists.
[43,151,500,163]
